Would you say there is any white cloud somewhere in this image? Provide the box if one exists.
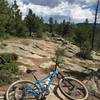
[23,1,94,22]
[70,4,94,22]
[85,0,96,3]
[6,0,14,4]
[6,0,96,23]
[18,2,69,17]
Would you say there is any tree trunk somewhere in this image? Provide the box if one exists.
[91,0,100,50]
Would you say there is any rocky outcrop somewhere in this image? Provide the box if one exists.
[0,38,100,100]
[0,38,100,73]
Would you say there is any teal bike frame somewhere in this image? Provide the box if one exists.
[24,68,63,99]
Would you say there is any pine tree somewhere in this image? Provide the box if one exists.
[24,9,33,36]
[54,20,58,34]
[0,0,10,33]
[57,19,66,36]
[62,22,70,37]
[34,16,44,37]
[25,9,44,37]
[11,0,23,35]
[74,19,92,59]
[49,17,53,33]
[91,0,100,50]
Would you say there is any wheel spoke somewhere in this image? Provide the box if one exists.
[6,80,41,100]
[59,77,88,100]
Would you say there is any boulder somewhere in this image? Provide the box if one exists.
[18,65,27,73]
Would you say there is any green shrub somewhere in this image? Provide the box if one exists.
[76,42,92,59]
[0,32,10,39]
[55,48,65,57]
[0,62,18,74]
[79,42,92,59]
[0,53,18,63]
[0,61,18,85]
[53,48,65,66]
[76,51,92,60]
[0,70,17,85]
[0,53,19,85]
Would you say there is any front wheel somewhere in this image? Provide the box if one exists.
[59,77,88,100]
[6,80,41,100]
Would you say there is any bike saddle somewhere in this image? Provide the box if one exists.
[27,69,37,74]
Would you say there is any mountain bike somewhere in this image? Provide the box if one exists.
[6,65,88,100]
[83,66,100,99]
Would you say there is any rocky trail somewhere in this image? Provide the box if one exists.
[0,38,100,100]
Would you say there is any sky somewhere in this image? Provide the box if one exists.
[6,0,100,23]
